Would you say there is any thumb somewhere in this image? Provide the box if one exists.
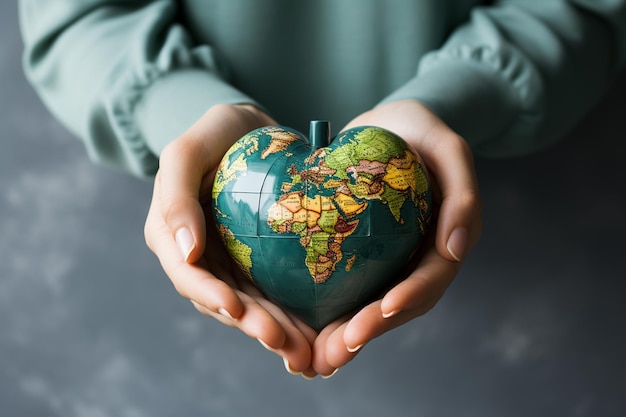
[417,125,482,263]
[158,136,210,264]
[155,103,277,264]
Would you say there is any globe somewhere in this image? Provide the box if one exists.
[212,121,432,330]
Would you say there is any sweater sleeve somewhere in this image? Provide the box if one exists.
[380,0,626,158]
[19,0,259,177]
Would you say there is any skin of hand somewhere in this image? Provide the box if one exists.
[144,104,319,378]
[145,100,481,380]
[310,100,482,377]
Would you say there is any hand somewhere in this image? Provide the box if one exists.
[311,100,482,377]
[144,104,318,378]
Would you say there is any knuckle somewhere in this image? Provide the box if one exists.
[423,133,480,182]
[457,190,483,241]
[160,139,194,166]
[143,207,159,253]
[159,140,179,164]
[162,195,197,228]
[432,132,472,159]
[459,189,482,212]
[143,220,154,250]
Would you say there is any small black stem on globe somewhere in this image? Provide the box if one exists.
[309,120,331,149]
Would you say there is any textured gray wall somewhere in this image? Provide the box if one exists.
[2,2,625,416]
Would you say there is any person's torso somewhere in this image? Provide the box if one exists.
[181,0,481,132]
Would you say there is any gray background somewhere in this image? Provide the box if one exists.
[2,2,625,416]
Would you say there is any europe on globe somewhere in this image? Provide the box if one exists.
[212,121,432,330]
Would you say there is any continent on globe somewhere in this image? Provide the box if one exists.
[212,121,432,330]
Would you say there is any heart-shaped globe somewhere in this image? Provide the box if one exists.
[212,121,432,330]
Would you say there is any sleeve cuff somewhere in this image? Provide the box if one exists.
[379,46,545,158]
[134,69,260,156]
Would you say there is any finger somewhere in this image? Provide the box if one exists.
[192,293,288,350]
[254,299,315,376]
[195,291,316,377]
[381,246,459,316]
[204,286,314,373]
[190,300,241,327]
[158,138,210,264]
[164,260,245,321]
[145,179,245,320]
[157,104,278,264]
[225,265,316,367]
[312,318,354,378]
[283,311,319,379]
[342,247,457,348]
[415,127,482,262]
[343,300,432,351]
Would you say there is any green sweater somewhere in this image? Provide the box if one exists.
[19,0,626,176]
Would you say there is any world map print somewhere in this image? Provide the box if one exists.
[212,124,431,329]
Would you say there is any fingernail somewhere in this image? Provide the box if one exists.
[347,344,363,353]
[218,307,235,321]
[175,227,195,262]
[382,310,398,319]
[446,227,468,262]
[301,373,316,381]
[321,368,339,379]
[283,357,300,376]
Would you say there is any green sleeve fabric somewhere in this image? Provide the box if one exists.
[381,0,626,158]
[20,1,626,173]
[19,0,259,177]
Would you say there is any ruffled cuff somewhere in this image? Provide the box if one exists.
[99,65,258,177]
[379,43,545,158]
[134,69,260,156]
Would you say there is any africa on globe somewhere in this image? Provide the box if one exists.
[212,121,432,330]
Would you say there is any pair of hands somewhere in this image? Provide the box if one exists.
[144,101,482,379]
